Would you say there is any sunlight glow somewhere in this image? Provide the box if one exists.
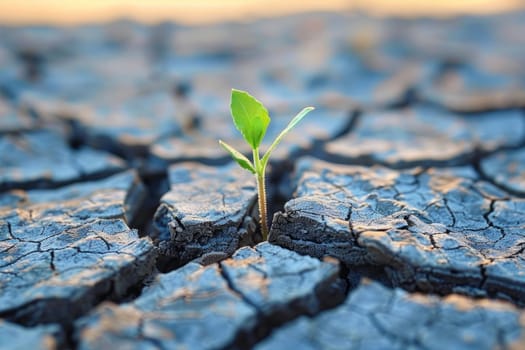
[0,0,523,26]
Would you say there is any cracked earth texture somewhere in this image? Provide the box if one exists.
[0,10,525,350]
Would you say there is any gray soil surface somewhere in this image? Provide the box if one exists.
[0,10,525,350]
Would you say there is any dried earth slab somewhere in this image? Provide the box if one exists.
[0,130,126,191]
[314,59,425,110]
[0,171,157,326]
[153,162,258,268]
[421,62,525,113]
[149,107,351,170]
[270,157,525,303]
[64,91,186,160]
[323,106,524,168]
[481,148,525,196]
[75,242,343,350]
[0,98,41,134]
[0,170,144,216]
[0,320,63,350]
[256,279,525,350]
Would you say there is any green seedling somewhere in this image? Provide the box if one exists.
[219,89,314,240]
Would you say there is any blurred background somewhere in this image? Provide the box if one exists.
[1,0,525,173]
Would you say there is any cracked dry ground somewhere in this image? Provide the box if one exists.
[1,11,525,350]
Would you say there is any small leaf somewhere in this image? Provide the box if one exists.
[262,106,314,167]
[230,89,270,150]
[219,140,256,174]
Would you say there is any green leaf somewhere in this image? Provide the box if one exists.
[219,140,256,174]
[261,106,315,168]
[230,89,270,150]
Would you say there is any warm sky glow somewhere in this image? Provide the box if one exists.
[0,0,524,26]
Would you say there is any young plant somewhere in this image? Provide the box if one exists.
[219,89,314,240]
